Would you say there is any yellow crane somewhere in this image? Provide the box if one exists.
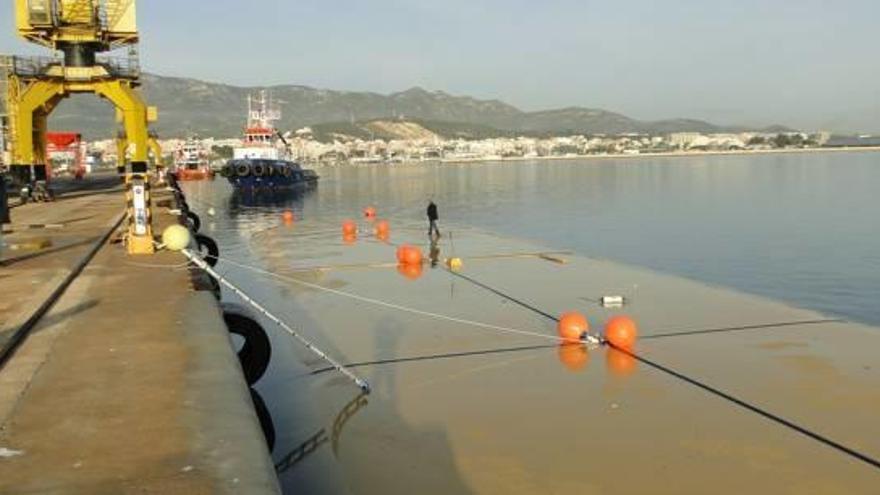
[4,0,159,254]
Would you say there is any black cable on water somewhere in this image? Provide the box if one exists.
[311,343,557,376]
[448,270,558,321]
[444,267,880,471]
[613,343,880,470]
[642,319,842,340]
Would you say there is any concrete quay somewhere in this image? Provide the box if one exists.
[0,174,279,494]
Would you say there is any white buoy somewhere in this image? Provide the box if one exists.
[162,225,191,252]
[207,207,216,217]
[600,296,626,308]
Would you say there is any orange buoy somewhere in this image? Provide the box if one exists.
[404,246,423,265]
[342,232,358,245]
[396,244,423,266]
[397,262,424,281]
[605,315,638,349]
[363,206,377,219]
[374,219,390,236]
[282,210,295,225]
[342,220,358,236]
[558,344,589,372]
[606,348,637,377]
[557,312,589,342]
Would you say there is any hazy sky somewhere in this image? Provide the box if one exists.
[2,0,878,133]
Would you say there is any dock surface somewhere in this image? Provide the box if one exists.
[0,176,279,494]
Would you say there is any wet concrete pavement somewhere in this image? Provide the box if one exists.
[0,176,280,494]
[1,172,125,361]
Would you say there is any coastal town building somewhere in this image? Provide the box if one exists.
[81,130,833,170]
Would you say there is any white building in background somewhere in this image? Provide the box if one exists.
[669,133,703,149]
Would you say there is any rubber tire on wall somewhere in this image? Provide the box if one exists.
[206,275,221,300]
[186,210,201,233]
[223,312,272,386]
[250,388,276,452]
[195,233,219,267]
[252,164,266,177]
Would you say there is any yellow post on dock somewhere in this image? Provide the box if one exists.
[4,0,160,254]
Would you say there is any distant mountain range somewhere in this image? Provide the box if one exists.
[48,73,793,140]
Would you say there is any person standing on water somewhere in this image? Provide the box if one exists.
[427,200,440,238]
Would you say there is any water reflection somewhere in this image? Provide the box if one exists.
[229,185,318,210]
[274,392,369,474]
[606,347,638,377]
[342,233,358,245]
[227,189,314,222]
[396,262,424,281]
[429,238,441,268]
[557,344,590,372]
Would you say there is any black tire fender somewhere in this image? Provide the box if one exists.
[223,312,272,386]
[185,210,201,233]
[250,388,275,452]
[195,233,219,267]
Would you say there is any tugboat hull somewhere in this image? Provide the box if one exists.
[223,159,318,194]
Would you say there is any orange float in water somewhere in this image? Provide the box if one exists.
[396,244,423,266]
[397,262,424,281]
[282,210,295,224]
[558,344,589,372]
[557,312,589,342]
[363,206,377,219]
[342,220,358,236]
[375,219,390,234]
[606,348,637,377]
[605,315,638,349]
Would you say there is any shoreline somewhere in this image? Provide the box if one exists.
[312,145,880,167]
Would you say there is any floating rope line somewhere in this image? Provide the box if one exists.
[279,250,573,274]
[182,249,371,393]
[213,255,600,346]
[124,259,192,270]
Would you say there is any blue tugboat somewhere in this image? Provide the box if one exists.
[222,159,317,192]
[222,91,318,193]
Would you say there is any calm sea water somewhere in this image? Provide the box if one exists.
[296,151,879,327]
[190,150,878,493]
